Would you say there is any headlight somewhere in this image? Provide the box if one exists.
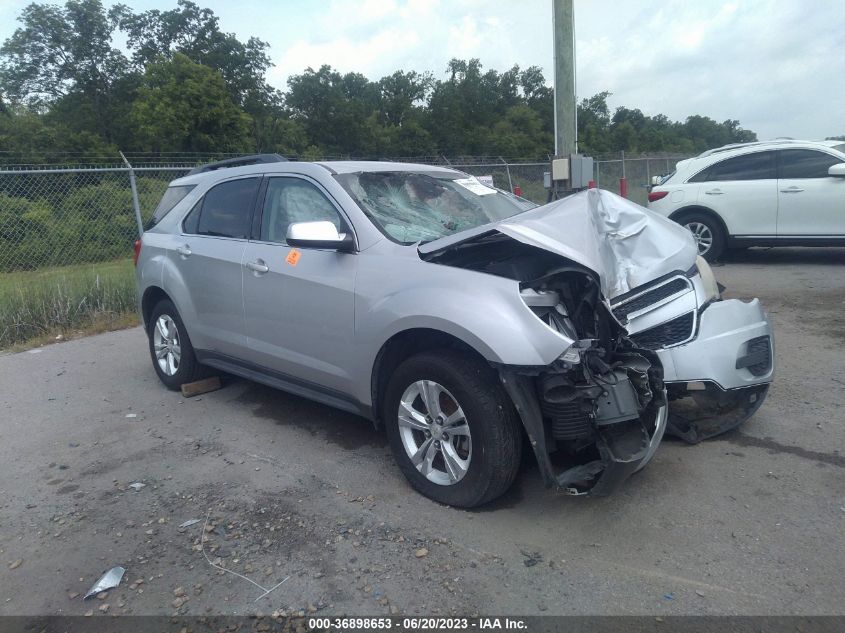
[696,255,720,302]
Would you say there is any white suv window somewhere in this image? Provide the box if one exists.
[689,151,776,182]
[779,149,842,179]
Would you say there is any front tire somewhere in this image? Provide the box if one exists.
[147,299,204,390]
[383,350,522,508]
[676,212,726,262]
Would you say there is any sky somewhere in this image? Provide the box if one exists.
[0,0,842,140]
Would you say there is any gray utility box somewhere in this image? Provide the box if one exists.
[569,155,594,189]
[547,154,594,189]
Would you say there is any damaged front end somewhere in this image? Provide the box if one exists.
[418,188,773,493]
[422,234,668,495]
[500,269,668,495]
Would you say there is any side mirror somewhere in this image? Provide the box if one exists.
[286,221,355,251]
[828,163,845,178]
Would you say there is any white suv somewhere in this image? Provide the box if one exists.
[647,140,845,261]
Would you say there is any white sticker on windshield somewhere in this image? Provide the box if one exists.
[453,176,497,196]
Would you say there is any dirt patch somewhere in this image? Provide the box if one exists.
[722,432,845,468]
[233,384,387,451]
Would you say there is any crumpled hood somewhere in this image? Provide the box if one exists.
[420,189,698,299]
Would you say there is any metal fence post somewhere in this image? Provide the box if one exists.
[120,152,144,237]
[619,150,628,198]
[499,156,514,193]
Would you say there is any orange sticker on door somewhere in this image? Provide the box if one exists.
[285,249,301,266]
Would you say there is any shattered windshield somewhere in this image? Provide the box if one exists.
[335,171,535,244]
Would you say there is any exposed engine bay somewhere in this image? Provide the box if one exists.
[423,233,668,495]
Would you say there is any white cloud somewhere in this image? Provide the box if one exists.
[1,0,840,139]
[269,0,551,85]
[570,0,844,139]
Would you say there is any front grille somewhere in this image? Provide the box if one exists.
[612,278,690,320]
[630,312,695,349]
[738,335,772,376]
[541,400,594,440]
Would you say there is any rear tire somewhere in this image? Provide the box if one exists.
[147,299,204,390]
[383,349,522,508]
[676,211,726,262]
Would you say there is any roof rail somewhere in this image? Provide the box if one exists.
[698,139,805,158]
[187,153,288,176]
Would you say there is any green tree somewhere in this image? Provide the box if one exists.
[286,65,381,155]
[490,105,552,157]
[0,0,130,143]
[377,70,432,127]
[0,105,118,163]
[130,53,253,153]
[112,0,272,107]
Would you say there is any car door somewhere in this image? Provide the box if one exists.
[690,150,778,236]
[241,174,358,395]
[776,148,845,237]
[173,176,260,357]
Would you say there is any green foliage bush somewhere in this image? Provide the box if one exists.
[0,175,169,272]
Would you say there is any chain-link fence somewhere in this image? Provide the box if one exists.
[0,153,691,348]
[445,160,548,204]
[0,154,698,274]
[0,164,191,347]
[594,153,692,206]
[0,166,191,273]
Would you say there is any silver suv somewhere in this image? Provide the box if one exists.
[136,155,774,507]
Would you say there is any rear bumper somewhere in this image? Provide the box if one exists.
[656,298,774,442]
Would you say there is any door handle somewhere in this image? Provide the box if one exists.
[177,244,192,257]
[704,189,724,195]
[246,260,269,274]
[780,187,805,193]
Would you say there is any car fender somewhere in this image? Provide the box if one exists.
[348,261,573,408]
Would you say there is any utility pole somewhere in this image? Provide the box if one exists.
[552,0,576,157]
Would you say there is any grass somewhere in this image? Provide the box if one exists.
[0,259,140,351]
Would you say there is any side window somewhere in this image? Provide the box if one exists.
[690,151,776,182]
[147,184,195,229]
[259,177,344,243]
[779,149,842,179]
[190,177,259,239]
[182,200,201,234]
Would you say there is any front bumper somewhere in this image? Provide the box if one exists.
[499,371,667,496]
[656,298,774,442]
[657,298,774,389]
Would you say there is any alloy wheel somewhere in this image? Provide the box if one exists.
[152,314,181,376]
[685,221,713,256]
[397,380,472,486]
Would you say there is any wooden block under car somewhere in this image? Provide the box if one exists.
[180,376,222,398]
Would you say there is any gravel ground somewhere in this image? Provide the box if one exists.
[1,247,843,617]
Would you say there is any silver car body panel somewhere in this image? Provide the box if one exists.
[420,188,699,300]
[657,298,774,390]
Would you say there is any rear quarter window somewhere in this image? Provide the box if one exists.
[147,185,195,229]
